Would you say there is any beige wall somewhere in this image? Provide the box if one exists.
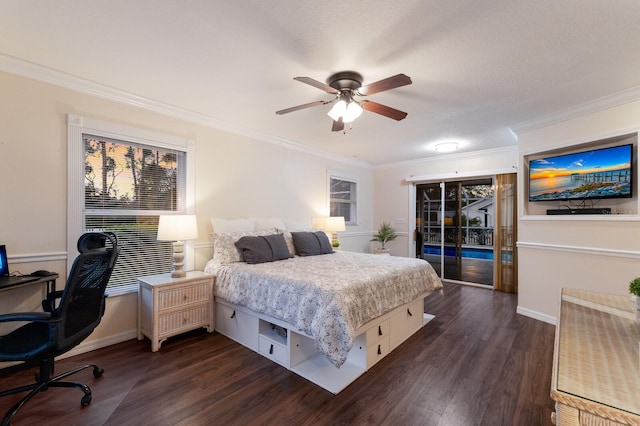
[0,71,374,353]
[516,100,640,323]
[4,68,638,354]
[372,148,518,256]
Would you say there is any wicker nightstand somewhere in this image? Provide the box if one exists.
[137,271,214,352]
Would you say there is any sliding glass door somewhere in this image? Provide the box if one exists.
[416,178,495,286]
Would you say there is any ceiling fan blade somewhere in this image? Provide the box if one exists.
[357,74,412,96]
[276,100,331,115]
[332,117,344,132]
[360,100,408,121]
[294,77,340,94]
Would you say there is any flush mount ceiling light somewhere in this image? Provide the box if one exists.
[434,142,458,153]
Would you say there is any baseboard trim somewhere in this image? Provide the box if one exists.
[58,329,138,360]
[516,305,556,325]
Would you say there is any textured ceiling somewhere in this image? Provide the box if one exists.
[1,0,639,165]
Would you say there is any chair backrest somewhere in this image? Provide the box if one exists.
[52,232,120,354]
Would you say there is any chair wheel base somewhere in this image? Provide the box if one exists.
[92,366,104,378]
[0,363,104,424]
[81,394,92,406]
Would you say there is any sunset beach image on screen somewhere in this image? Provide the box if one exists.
[528,144,632,201]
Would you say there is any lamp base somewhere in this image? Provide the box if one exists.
[170,270,187,279]
[171,241,186,279]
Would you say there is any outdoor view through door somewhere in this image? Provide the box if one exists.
[416,179,495,286]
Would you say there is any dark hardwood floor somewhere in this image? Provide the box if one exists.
[0,283,556,425]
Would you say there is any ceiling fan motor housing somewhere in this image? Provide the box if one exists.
[327,71,363,91]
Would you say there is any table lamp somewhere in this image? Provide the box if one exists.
[324,216,346,247]
[157,214,198,278]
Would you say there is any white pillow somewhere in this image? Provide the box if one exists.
[210,217,255,233]
[254,217,286,231]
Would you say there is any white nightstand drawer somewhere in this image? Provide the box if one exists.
[157,280,210,311]
[158,304,210,336]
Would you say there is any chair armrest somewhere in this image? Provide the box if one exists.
[0,312,52,323]
[42,290,64,312]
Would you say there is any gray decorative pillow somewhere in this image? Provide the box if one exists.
[291,231,334,256]
[235,233,292,264]
[211,229,276,269]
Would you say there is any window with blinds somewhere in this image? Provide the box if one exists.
[68,115,193,295]
[82,134,187,290]
[330,176,357,225]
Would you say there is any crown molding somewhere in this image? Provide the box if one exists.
[377,145,518,170]
[510,86,640,135]
[0,53,371,169]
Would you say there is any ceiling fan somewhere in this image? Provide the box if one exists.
[276,71,412,132]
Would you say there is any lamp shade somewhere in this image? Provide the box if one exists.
[157,215,198,241]
[342,101,363,123]
[327,100,347,121]
[324,216,346,233]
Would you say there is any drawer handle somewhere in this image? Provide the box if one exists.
[230,310,236,319]
[183,317,187,323]
[183,294,188,301]
[378,325,383,336]
[269,344,274,355]
[407,308,413,317]
[377,344,382,355]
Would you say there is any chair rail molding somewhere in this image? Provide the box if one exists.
[517,241,640,259]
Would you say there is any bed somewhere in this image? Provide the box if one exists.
[205,219,443,393]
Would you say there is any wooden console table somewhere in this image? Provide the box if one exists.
[551,288,639,425]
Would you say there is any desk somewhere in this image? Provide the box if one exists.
[551,288,640,425]
[0,275,58,294]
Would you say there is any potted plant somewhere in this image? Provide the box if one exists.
[371,222,397,254]
[630,277,640,310]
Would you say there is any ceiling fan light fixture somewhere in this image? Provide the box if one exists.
[278,71,412,131]
[327,99,347,121]
[435,142,458,153]
[342,101,363,123]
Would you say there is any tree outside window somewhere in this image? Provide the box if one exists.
[83,135,186,289]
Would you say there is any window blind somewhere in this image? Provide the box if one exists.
[83,134,186,290]
[330,177,357,225]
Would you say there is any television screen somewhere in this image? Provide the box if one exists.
[529,144,633,202]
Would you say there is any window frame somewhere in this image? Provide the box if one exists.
[67,115,195,295]
[328,170,359,226]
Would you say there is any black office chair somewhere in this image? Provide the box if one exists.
[0,232,119,425]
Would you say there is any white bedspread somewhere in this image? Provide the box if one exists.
[213,251,443,367]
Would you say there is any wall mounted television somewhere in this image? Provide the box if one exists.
[528,144,633,202]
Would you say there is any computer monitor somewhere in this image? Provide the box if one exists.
[0,245,9,276]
